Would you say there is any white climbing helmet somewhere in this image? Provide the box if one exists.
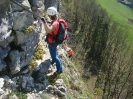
[47,7,58,16]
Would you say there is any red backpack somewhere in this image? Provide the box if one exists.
[52,19,68,44]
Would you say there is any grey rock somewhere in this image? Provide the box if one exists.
[34,80,48,91]
[0,46,10,71]
[40,59,51,73]
[4,79,17,91]
[0,88,7,99]
[19,74,35,92]
[0,46,10,59]
[0,7,13,42]
[54,88,66,97]
[0,0,12,15]
[2,75,10,81]
[12,0,31,12]
[9,50,20,75]
[0,60,7,71]
[58,86,66,93]
[19,51,26,68]
[46,79,67,97]
[19,52,34,68]
[0,0,8,4]
[46,85,66,97]
[20,29,39,52]
[16,31,25,45]
[27,93,42,99]
[20,68,29,74]
[25,52,34,65]
[29,0,44,7]
[0,36,14,48]
[12,11,33,30]
[45,0,58,10]
[29,0,45,18]
[11,0,33,31]
[46,85,55,93]
[0,78,4,88]
[55,79,67,93]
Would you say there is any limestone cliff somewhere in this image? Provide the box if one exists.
[0,0,68,98]
[0,0,59,75]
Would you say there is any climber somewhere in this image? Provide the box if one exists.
[41,7,62,74]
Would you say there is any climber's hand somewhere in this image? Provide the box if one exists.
[41,17,46,23]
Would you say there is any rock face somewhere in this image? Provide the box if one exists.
[0,0,12,42]
[29,0,45,18]
[45,0,59,11]
[0,0,60,74]
[0,0,41,74]
[0,0,66,99]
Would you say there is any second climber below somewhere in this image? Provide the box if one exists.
[41,7,63,74]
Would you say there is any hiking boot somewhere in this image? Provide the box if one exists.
[56,70,62,74]
[51,61,55,65]
[49,60,55,66]
[53,70,62,77]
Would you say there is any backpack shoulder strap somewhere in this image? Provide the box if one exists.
[58,19,68,30]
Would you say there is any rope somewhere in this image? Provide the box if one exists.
[10,0,47,45]
[10,0,42,19]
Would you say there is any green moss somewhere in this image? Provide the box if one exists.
[28,43,44,74]
[34,43,44,60]
[23,25,34,33]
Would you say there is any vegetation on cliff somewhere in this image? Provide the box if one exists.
[61,0,133,98]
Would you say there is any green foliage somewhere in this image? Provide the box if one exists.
[94,87,101,96]
[61,74,69,85]
[63,0,110,70]
[8,91,27,99]
[8,92,14,97]
[34,43,44,60]
[23,25,34,33]
[97,0,133,39]
[15,91,26,99]
[84,92,93,99]
[94,21,133,99]
[65,95,73,99]
[62,0,133,98]
[28,43,44,74]
[68,61,74,67]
